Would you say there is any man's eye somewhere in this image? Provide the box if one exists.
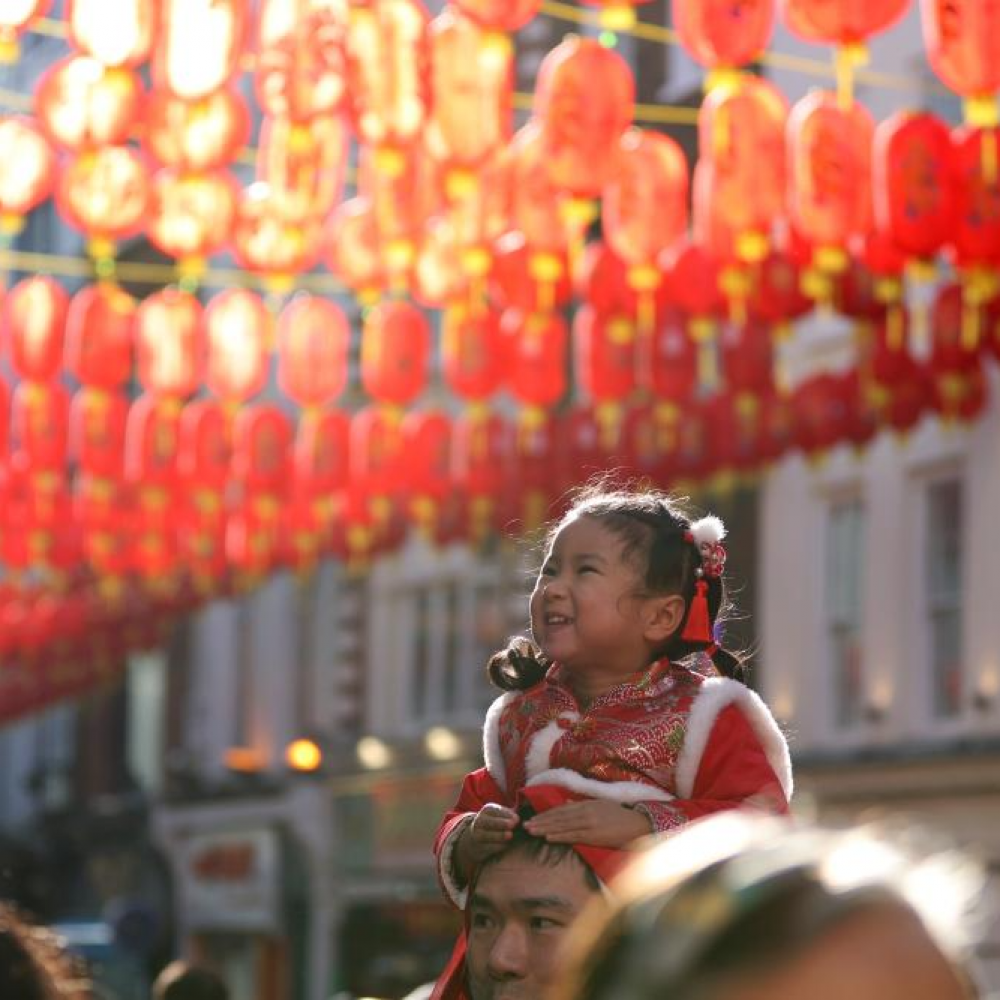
[578,565,597,574]
[470,913,495,930]
[530,916,561,930]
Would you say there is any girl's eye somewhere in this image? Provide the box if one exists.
[470,913,495,930]
[540,564,556,577]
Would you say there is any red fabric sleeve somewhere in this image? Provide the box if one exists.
[433,767,510,860]
[637,704,790,832]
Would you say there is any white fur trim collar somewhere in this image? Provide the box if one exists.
[526,768,674,803]
[483,691,516,793]
[524,714,579,783]
[675,677,793,800]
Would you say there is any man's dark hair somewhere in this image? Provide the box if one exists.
[473,824,602,895]
[152,961,228,1000]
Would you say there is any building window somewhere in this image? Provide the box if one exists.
[925,478,964,718]
[826,498,865,727]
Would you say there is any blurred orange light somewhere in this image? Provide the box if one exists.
[224,746,266,772]
[285,738,322,773]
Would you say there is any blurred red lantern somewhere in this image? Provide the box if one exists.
[350,403,406,511]
[577,239,647,318]
[57,145,150,241]
[533,36,635,198]
[322,196,387,302]
[135,289,204,398]
[559,407,610,493]
[3,275,67,381]
[232,182,323,280]
[930,364,987,424]
[787,91,874,268]
[68,0,155,66]
[11,381,69,473]
[508,410,560,533]
[144,86,251,172]
[293,408,350,500]
[148,169,238,264]
[950,126,1000,268]
[747,249,813,325]
[604,128,688,293]
[360,300,430,405]
[69,387,127,479]
[65,282,135,389]
[781,0,909,43]
[442,304,505,400]
[503,123,570,259]
[501,309,568,410]
[426,8,511,172]
[203,288,271,402]
[125,393,181,491]
[830,255,884,321]
[720,317,773,395]
[255,0,346,121]
[412,217,469,309]
[399,408,452,528]
[179,398,232,497]
[790,372,850,456]
[452,408,512,539]
[489,231,572,315]
[36,56,142,151]
[344,0,430,155]
[661,238,725,318]
[276,294,350,407]
[674,0,775,69]
[873,110,955,260]
[232,404,292,496]
[930,283,984,371]
[573,305,637,403]
[647,307,698,405]
[452,0,539,31]
[155,0,248,100]
[618,404,674,483]
[920,0,1000,104]
[0,117,55,221]
[257,115,348,223]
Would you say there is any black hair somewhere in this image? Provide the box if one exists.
[487,482,745,691]
[153,962,229,1000]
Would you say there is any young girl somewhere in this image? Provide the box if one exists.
[435,485,792,909]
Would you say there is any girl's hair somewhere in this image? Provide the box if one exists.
[0,903,93,1000]
[487,483,745,691]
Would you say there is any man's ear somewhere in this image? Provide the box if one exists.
[643,594,686,644]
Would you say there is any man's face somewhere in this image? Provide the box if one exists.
[466,848,600,1000]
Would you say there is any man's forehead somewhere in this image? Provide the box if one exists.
[475,851,596,904]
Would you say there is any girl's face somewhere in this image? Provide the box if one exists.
[530,515,660,680]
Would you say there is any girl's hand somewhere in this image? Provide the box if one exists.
[456,803,520,877]
[522,800,652,847]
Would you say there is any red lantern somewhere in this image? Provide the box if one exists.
[344,0,430,154]
[489,231,572,315]
[0,117,55,221]
[950,126,1000,269]
[647,307,698,406]
[155,0,248,100]
[69,387,127,480]
[873,110,955,260]
[604,128,688,287]
[675,0,774,69]
[533,36,635,198]
[427,8,512,172]
[65,283,135,389]
[68,0,155,66]
[782,0,909,43]
[790,372,849,457]
[661,238,725,318]
[413,217,469,309]
[399,408,452,529]
[360,300,430,405]
[747,249,813,325]
[3,275,68,381]
[441,304,505,400]
[178,398,232,498]
[322,196,387,302]
[452,0,539,31]
[11,381,69,473]
[507,410,560,533]
[35,56,142,151]
[573,305,637,403]
[930,283,984,372]
[135,289,204,398]
[232,182,323,279]
[203,289,271,402]
[57,145,150,241]
[787,91,874,268]
[125,393,181,493]
[148,169,238,264]
[920,0,1000,103]
[276,294,350,407]
[232,404,293,497]
[144,86,251,172]
[350,403,406,512]
[720,317,774,395]
[452,408,512,539]
[293,408,350,502]
[255,0,346,121]
[501,310,568,410]
[618,404,674,484]
[930,364,987,424]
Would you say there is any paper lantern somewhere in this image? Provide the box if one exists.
[412,217,469,309]
[144,86,251,172]
[65,283,135,389]
[57,145,150,241]
[36,56,142,151]
[3,275,67,381]
[155,0,248,100]
[787,91,874,269]
[781,0,909,44]
[426,8,511,171]
[747,249,813,325]
[350,403,406,506]
[950,126,1000,268]
[573,305,637,403]
[69,387,127,479]
[293,408,350,499]
[178,398,232,497]
[322,196,387,302]
[720,317,773,395]
[920,0,1000,105]
[399,408,452,527]
[489,231,572,315]
[674,0,775,70]
[203,288,270,402]
[508,410,560,532]
[255,0,346,121]
[501,309,568,409]
[360,300,430,405]
[125,393,181,491]
[0,117,55,221]
[451,408,512,538]
[11,381,69,473]
[232,182,323,279]
[661,238,725,318]
[441,304,505,401]
[276,294,350,407]
[647,307,698,405]
[930,283,984,372]
[68,0,155,66]
[135,288,204,398]
[452,0,539,31]
[790,372,849,456]
[344,0,430,154]
[533,35,635,198]
[873,110,955,260]
[148,168,238,263]
[232,404,293,495]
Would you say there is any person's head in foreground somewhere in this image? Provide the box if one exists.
[466,826,605,1000]
[550,811,987,1000]
[0,902,92,1000]
[152,960,229,1000]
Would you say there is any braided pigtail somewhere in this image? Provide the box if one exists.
[487,635,549,691]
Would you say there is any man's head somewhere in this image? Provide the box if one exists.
[152,961,228,1000]
[465,829,604,1000]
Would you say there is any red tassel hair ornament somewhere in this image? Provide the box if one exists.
[681,575,713,645]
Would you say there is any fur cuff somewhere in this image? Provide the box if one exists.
[438,813,475,909]
[483,691,516,793]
